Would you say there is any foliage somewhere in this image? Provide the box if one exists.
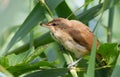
[0,0,120,77]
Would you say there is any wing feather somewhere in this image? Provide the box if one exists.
[68,20,99,51]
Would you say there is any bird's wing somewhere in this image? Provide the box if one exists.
[69,20,99,51]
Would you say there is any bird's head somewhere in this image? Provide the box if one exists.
[44,18,72,32]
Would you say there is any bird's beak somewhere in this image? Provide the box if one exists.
[40,23,52,30]
[40,22,52,26]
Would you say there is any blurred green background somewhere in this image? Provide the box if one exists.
[0,0,29,35]
[0,0,120,45]
[0,0,120,77]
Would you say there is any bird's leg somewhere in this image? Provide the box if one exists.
[68,57,82,68]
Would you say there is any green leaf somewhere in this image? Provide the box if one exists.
[25,46,46,62]
[111,54,120,77]
[45,0,63,10]
[102,0,119,11]
[44,42,65,67]
[0,65,13,77]
[98,43,118,64]
[3,2,46,56]
[55,1,77,19]
[86,37,97,77]
[78,3,103,24]
[0,25,19,49]
[7,54,27,66]
[6,32,54,55]
[23,68,68,77]
[0,57,9,68]
[78,0,119,24]
[7,61,54,76]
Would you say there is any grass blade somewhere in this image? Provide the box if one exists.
[86,37,97,77]
[2,2,46,56]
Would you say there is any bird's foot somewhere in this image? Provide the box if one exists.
[67,58,82,70]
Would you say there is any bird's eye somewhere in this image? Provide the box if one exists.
[52,23,58,26]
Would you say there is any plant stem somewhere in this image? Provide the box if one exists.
[62,51,78,77]
[107,7,114,43]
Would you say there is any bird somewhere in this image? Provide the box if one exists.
[41,18,103,67]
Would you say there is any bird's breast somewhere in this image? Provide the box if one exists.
[51,29,89,58]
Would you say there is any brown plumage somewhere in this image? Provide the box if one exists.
[45,18,100,58]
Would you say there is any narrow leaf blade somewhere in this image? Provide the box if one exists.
[2,2,46,56]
